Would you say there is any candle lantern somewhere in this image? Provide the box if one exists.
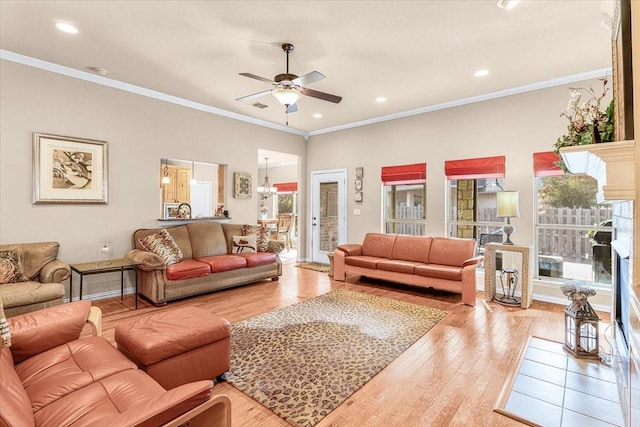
[561,284,600,359]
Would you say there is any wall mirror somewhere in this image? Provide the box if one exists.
[160,158,227,218]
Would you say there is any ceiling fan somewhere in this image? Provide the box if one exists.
[236,43,342,118]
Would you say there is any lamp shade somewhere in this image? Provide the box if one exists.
[272,87,302,105]
[497,190,520,218]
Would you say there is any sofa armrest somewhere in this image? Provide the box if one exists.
[462,255,484,267]
[8,300,93,364]
[162,393,231,427]
[38,259,71,283]
[125,249,166,271]
[336,244,362,256]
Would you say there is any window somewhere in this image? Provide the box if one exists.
[275,182,297,237]
[382,163,426,236]
[534,152,612,285]
[445,156,506,243]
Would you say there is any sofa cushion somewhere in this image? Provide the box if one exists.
[376,259,421,275]
[361,233,396,259]
[242,225,269,252]
[1,348,35,427]
[427,237,476,267]
[391,235,432,264]
[1,298,10,348]
[232,235,257,253]
[415,264,462,281]
[139,229,183,265]
[0,281,66,312]
[195,255,247,273]
[345,255,381,269]
[236,252,277,267]
[0,246,28,284]
[15,336,137,412]
[187,222,228,258]
[31,369,210,427]
[165,260,211,281]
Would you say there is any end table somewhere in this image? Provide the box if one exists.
[70,258,140,309]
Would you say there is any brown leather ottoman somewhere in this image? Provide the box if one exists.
[114,307,231,390]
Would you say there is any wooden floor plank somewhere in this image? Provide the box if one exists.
[90,262,610,426]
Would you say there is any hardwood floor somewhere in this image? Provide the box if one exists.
[91,263,611,427]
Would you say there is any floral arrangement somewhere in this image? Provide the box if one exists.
[553,79,614,170]
[560,283,597,313]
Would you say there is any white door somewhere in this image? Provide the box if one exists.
[190,181,211,217]
[311,170,347,263]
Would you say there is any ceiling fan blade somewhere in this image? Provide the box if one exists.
[286,103,298,113]
[302,87,342,103]
[239,72,274,83]
[292,71,325,86]
[236,89,272,102]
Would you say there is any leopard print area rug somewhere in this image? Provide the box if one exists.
[227,289,447,427]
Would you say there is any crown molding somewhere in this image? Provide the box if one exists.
[1,49,611,140]
[0,49,307,138]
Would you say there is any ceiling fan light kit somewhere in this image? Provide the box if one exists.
[237,42,342,123]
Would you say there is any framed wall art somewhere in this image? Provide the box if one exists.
[234,172,252,199]
[32,133,108,204]
[164,203,180,219]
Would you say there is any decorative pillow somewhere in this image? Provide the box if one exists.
[0,246,28,284]
[139,229,183,265]
[242,225,269,252]
[232,235,257,253]
[0,298,10,349]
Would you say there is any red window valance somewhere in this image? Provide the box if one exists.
[274,182,297,192]
[533,152,564,177]
[445,156,505,180]
[381,163,427,185]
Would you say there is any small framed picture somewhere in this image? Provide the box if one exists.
[164,203,181,219]
[355,178,363,191]
[234,172,252,199]
[355,191,363,203]
[355,167,364,178]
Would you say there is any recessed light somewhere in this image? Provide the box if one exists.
[313,113,323,119]
[474,69,490,77]
[376,96,387,103]
[88,67,108,76]
[497,0,521,10]
[55,22,78,34]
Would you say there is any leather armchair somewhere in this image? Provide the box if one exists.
[0,301,231,427]
[0,242,69,317]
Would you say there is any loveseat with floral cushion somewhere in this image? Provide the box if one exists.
[0,242,68,317]
[125,222,283,305]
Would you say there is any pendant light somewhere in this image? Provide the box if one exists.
[257,157,277,200]
[161,158,170,184]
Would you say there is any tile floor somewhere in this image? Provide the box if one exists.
[504,337,624,426]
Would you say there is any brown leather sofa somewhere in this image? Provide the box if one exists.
[126,222,283,305]
[0,300,231,427]
[334,233,483,306]
[0,242,68,317]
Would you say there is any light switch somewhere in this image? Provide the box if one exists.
[353,209,361,215]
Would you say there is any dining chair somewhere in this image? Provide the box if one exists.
[273,214,294,251]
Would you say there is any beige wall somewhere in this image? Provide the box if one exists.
[306,79,606,247]
[0,60,305,299]
[0,58,611,305]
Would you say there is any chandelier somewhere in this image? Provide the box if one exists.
[257,157,277,200]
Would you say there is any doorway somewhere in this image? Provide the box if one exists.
[311,169,347,263]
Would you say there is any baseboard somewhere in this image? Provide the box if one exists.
[64,288,135,304]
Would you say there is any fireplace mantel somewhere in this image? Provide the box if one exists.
[559,140,636,203]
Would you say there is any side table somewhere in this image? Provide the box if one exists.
[70,258,140,309]
[484,243,533,309]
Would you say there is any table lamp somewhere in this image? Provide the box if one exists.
[497,190,519,245]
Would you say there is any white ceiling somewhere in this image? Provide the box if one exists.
[0,1,614,136]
